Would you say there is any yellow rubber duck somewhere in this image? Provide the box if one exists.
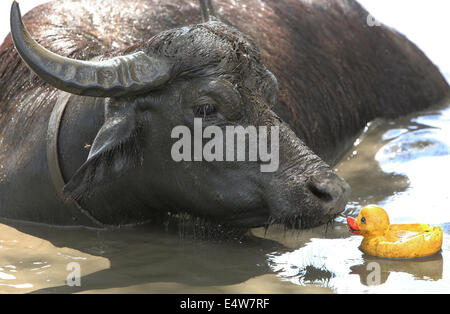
[347,205,443,259]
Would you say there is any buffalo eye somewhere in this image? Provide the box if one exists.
[361,217,366,224]
[193,103,218,119]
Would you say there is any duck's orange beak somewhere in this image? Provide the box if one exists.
[347,216,360,234]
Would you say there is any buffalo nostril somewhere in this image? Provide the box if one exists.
[307,180,333,202]
[305,173,351,218]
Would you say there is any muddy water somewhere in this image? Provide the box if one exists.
[1,93,449,294]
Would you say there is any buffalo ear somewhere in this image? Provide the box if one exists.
[63,101,144,200]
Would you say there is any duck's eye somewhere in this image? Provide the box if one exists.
[193,103,218,119]
[361,217,366,224]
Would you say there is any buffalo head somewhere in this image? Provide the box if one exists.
[10,0,350,229]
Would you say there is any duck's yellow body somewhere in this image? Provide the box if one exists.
[347,205,443,259]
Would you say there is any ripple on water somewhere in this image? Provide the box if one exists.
[268,234,450,293]
[0,223,110,293]
[374,106,450,224]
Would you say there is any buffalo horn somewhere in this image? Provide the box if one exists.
[10,1,170,97]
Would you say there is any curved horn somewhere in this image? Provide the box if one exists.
[10,1,171,97]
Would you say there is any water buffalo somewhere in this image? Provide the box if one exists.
[0,0,448,229]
